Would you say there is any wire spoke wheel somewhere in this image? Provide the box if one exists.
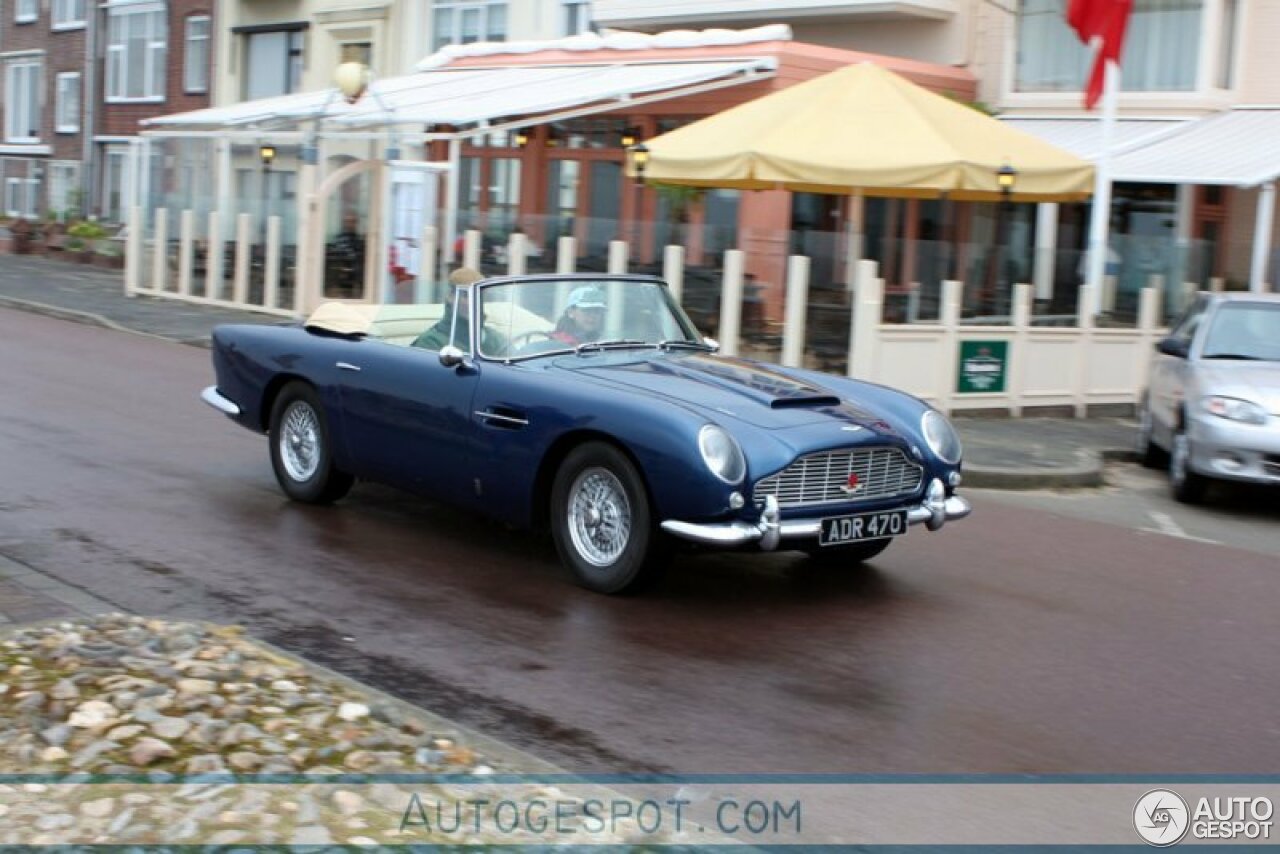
[279,401,321,482]
[567,467,633,567]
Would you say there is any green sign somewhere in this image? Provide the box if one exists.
[957,340,1008,393]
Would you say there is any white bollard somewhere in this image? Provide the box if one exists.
[418,225,438,303]
[781,255,810,367]
[607,240,628,274]
[718,250,745,357]
[463,229,482,272]
[264,216,281,310]
[206,211,223,301]
[151,208,168,292]
[177,210,195,297]
[556,236,576,274]
[126,206,143,297]
[233,213,251,305]
[663,244,684,304]
[507,232,527,277]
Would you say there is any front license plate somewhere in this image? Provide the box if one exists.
[818,510,907,546]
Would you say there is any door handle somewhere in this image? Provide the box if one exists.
[336,362,361,372]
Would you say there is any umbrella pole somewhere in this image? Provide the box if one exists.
[844,190,865,292]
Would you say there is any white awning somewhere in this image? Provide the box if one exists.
[998,116,1188,161]
[1107,108,1280,187]
[1003,110,1280,188]
[143,58,777,132]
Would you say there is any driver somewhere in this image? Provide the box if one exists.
[551,286,607,346]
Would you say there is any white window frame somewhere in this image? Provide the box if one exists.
[184,14,209,93]
[55,71,80,133]
[106,2,168,104]
[52,0,86,29]
[241,28,306,100]
[432,1,507,51]
[5,177,39,218]
[562,0,590,36]
[15,0,37,23]
[5,60,43,144]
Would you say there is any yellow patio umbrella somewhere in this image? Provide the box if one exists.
[633,62,1093,202]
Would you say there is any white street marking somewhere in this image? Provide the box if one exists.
[1141,511,1221,545]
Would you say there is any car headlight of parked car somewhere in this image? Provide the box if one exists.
[698,424,747,484]
[921,410,963,464]
[1202,395,1269,425]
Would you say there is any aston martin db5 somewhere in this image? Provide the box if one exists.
[201,274,970,593]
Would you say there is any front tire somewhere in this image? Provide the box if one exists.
[1170,426,1208,504]
[804,538,892,566]
[550,442,664,594]
[1135,396,1165,469]
[268,381,354,505]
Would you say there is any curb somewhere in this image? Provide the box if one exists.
[0,294,209,348]
[964,447,1138,490]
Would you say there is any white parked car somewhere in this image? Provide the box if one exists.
[1137,293,1280,503]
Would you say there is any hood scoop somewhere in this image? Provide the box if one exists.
[770,395,841,409]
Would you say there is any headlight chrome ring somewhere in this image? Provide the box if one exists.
[698,424,746,484]
[921,410,963,465]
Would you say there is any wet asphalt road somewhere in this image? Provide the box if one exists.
[3,307,1279,774]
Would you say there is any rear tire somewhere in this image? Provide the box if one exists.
[1170,426,1208,505]
[804,538,892,566]
[550,442,665,594]
[268,381,354,505]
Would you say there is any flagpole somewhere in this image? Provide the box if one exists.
[1085,57,1119,317]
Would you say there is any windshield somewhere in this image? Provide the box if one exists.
[477,278,702,360]
[1201,302,1280,362]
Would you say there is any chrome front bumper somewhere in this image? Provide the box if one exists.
[201,386,242,416]
[660,479,971,550]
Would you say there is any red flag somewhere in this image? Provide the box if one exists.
[1067,0,1132,109]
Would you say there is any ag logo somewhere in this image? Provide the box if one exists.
[1134,789,1190,846]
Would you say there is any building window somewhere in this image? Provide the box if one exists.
[243,29,305,100]
[106,3,168,102]
[15,0,37,23]
[5,177,39,217]
[5,60,42,143]
[55,72,80,133]
[562,0,590,36]
[1015,0,1203,94]
[48,161,81,217]
[184,15,210,93]
[432,1,507,52]
[53,0,86,28]
[340,41,372,66]
[102,146,131,223]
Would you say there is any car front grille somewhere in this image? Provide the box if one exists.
[753,446,925,509]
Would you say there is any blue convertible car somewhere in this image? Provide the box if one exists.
[202,273,970,593]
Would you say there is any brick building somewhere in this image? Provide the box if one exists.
[0,0,214,223]
[0,0,88,218]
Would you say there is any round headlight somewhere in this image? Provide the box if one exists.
[698,425,746,484]
[921,410,962,464]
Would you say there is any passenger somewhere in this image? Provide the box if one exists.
[412,267,501,353]
[550,286,607,346]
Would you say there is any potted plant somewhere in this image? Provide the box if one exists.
[67,221,107,264]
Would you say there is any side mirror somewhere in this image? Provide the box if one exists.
[438,345,467,368]
[1156,337,1189,359]
[703,336,720,353]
